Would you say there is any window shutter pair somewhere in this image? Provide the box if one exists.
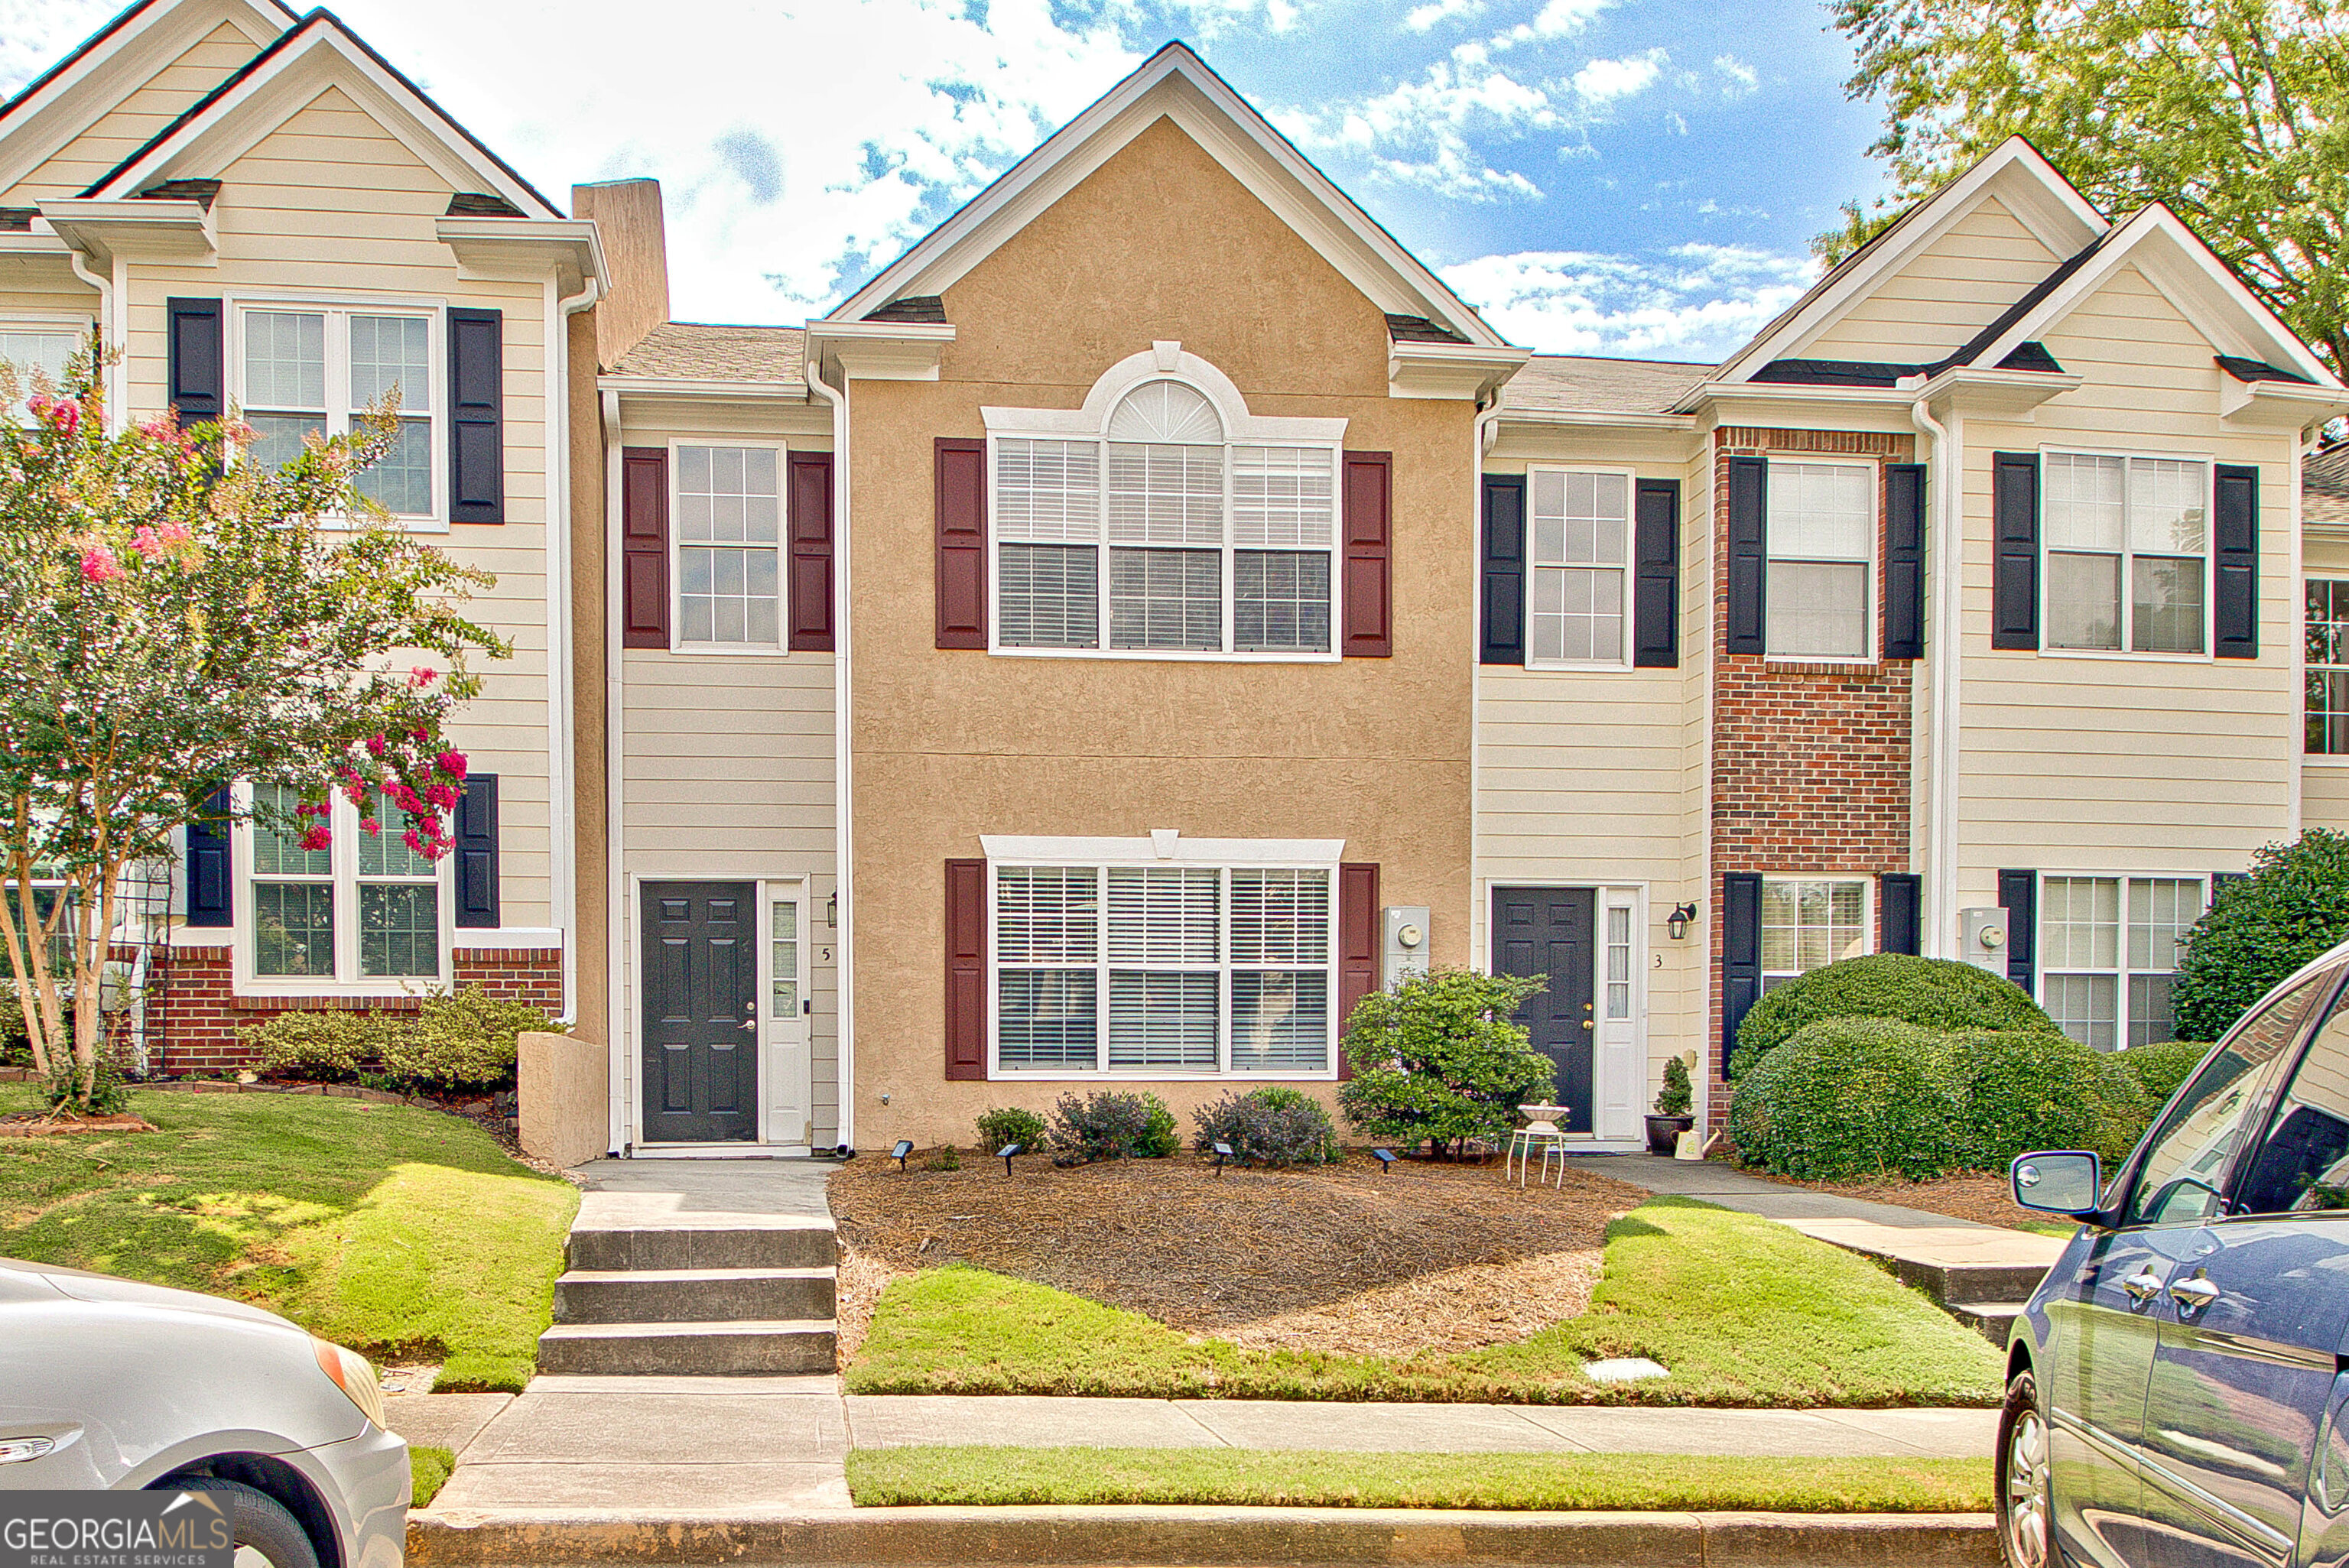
[622,447,834,650]
[931,440,1392,655]
[1725,456,1925,661]
[180,778,499,927]
[1479,475,1681,667]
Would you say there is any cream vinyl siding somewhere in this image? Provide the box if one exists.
[2,21,268,203]
[1803,196,2064,365]
[1954,263,2300,901]
[2304,532,2349,831]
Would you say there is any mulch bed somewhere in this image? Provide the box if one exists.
[1746,1167,2045,1229]
[830,1153,1649,1354]
[0,1111,157,1138]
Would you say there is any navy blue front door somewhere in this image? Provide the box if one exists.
[1491,887,1594,1135]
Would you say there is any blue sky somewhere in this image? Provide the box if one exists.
[2,0,1894,361]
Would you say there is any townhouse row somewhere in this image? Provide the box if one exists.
[5,0,2344,1153]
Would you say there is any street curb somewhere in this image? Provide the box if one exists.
[408,1505,1996,1566]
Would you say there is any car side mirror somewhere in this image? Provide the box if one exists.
[2012,1151,2103,1219]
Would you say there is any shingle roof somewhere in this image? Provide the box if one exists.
[1500,355,1711,416]
[609,322,806,383]
[2312,442,2349,526]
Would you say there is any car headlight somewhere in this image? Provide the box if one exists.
[311,1336,387,1430]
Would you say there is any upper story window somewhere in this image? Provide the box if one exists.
[2307,579,2349,754]
[675,444,782,648]
[987,355,1347,661]
[1528,469,1630,666]
[237,304,439,522]
[242,781,448,991]
[2044,453,2207,654]
[1766,461,1874,660]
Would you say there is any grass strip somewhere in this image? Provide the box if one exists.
[845,1447,1993,1512]
[409,1446,456,1509]
[847,1196,2000,1407]
[0,1087,576,1393]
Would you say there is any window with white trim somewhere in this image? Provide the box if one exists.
[993,860,1336,1074]
[675,444,782,647]
[1766,461,1874,659]
[237,304,438,520]
[994,378,1338,657]
[0,324,82,423]
[1760,878,1868,989]
[2307,579,2349,754]
[2039,875,2205,1049]
[1529,469,1630,665]
[1604,904,1633,1019]
[244,782,448,987]
[2044,453,2208,654]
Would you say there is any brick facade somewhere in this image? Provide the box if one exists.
[1708,426,1917,1128]
[146,945,564,1076]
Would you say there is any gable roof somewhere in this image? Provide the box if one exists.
[828,41,1512,350]
[80,7,560,219]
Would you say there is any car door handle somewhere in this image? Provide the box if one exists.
[2170,1273,2221,1313]
[2120,1268,2165,1303]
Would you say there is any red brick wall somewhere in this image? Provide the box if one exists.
[1708,427,1916,1128]
[148,945,563,1076]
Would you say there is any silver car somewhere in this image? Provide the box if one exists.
[0,1257,408,1568]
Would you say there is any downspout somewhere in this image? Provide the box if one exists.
[546,272,600,1029]
[65,249,118,431]
[602,387,629,1154]
[1910,392,1961,957]
[806,349,854,1152]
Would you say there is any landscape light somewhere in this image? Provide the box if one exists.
[891,1138,913,1172]
[1371,1148,1397,1173]
[1212,1139,1235,1177]
[999,1142,1022,1176]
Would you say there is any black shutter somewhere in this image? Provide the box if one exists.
[184,786,232,928]
[1998,869,2037,994]
[2214,463,2259,659]
[1722,871,1763,1073]
[1880,872,1922,956]
[1726,457,1767,655]
[167,298,223,423]
[447,307,503,524]
[1480,474,1525,665]
[1633,478,1680,668]
[1884,463,1926,661]
[1992,453,2040,650]
[455,773,499,928]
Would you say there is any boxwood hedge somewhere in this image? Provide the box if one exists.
[1727,1018,1966,1182]
[1941,1028,2148,1170]
[1729,953,2053,1079]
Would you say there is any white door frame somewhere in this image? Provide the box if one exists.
[1478,878,1650,1150]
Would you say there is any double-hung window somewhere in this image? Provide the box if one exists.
[2039,875,2205,1048]
[1528,469,1630,665]
[2307,579,2349,753]
[993,859,1336,1075]
[993,378,1339,657]
[1766,461,1874,660]
[674,444,782,648]
[239,304,438,521]
[0,323,83,418]
[1759,878,1868,990]
[245,782,449,989]
[2044,453,2208,654]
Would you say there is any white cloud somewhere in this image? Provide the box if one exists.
[1272,47,1560,200]
[1490,0,1614,47]
[1714,54,1759,96]
[1571,50,1665,105]
[1403,0,1486,31]
[1441,243,1818,358]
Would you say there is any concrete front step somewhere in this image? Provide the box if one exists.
[536,1319,839,1376]
[567,1219,836,1273]
[1948,1301,2026,1348]
[553,1265,837,1325]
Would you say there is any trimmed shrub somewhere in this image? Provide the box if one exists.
[1728,1017,1965,1181]
[1942,1028,2149,1170]
[2174,830,2349,1042]
[1730,953,2054,1079]
[378,988,552,1092]
[1655,1055,1693,1116]
[975,1105,1048,1155]
[1339,968,1557,1158]
[2113,1040,2212,1109]
[241,1011,384,1083]
[1193,1086,1342,1167]
[1049,1090,1179,1161]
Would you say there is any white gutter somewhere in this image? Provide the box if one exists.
[1910,393,1962,956]
[602,386,629,1155]
[806,353,854,1152]
[64,248,118,430]
[545,271,600,1027]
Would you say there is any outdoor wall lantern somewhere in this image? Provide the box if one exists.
[891,1138,914,1172]
[999,1142,1022,1177]
[1667,903,1699,940]
[827,893,838,928]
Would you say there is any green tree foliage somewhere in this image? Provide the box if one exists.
[1828,0,2349,374]
[1731,953,2054,1079]
[2173,829,2349,1040]
[1337,968,1556,1158]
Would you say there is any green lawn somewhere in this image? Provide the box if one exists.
[845,1447,1993,1511]
[410,1446,455,1508]
[847,1196,2002,1407]
[0,1087,576,1392]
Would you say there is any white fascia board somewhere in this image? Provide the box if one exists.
[37,196,215,264]
[1715,138,2107,385]
[1389,339,1531,401]
[805,320,954,381]
[981,834,1347,865]
[2221,378,2349,430]
[1909,365,2084,418]
[1676,378,1919,414]
[599,375,811,401]
[828,46,1509,352]
[1493,408,1699,433]
[437,216,606,294]
[0,0,292,195]
[86,21,560,220]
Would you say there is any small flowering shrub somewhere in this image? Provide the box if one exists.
[1048,1090,1180,1161]
[242,1011,388,1082]
[1192,1086,1342,1167]
[973,1105,1048,1155]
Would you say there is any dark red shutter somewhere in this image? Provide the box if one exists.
[936,438,987,649]
[1341,452,1392,657]
[945,858,988,1080]
[787,452,834,652]
[621,446,669,649]
[1336,862,1379,1081]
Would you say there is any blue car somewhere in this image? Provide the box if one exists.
[2005,943,2349,1568]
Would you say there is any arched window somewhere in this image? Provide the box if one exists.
[989,368,1341,657]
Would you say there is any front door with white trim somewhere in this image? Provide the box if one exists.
[764,887,813,1147]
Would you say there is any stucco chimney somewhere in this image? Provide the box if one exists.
[570,177,670,368]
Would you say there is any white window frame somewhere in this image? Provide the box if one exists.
[982,346,1349,664]
[1524,464,1636,671]
[2037,446,2215,661]
[982,833,1343,1080]
[0,313,93,420]
[2305,575,2349,760]
[1758,875,1873,989]
[1764,456,1877,664]
[226,296,447,531]
[668,436,791,656]
[230,782,454,998]
[2036,872,2208,1050]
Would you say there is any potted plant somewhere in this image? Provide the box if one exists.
[1645,1055,1695,1154]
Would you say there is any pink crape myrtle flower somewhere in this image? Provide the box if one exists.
[44,398,79,437]
[158,521,193,547]
[359,816,381,836]
[80,544,123,583]
[366,734,388,758]
[435,750,468,781]
[130,526,162,560]
[298,826,331,853]
[409,666,439,688]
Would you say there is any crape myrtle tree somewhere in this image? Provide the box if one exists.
[0,342,505,1112]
